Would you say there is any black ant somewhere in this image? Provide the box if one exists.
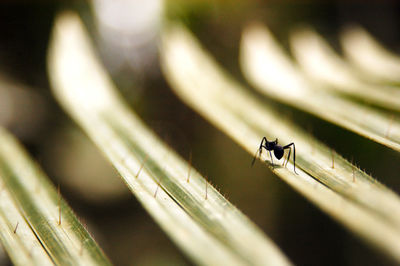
[251,137,298,174]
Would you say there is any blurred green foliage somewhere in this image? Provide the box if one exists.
[0,1,399,265]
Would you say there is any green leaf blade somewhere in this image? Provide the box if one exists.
[0,128,112,266]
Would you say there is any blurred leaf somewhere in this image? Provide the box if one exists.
[240,23,400,152]
[290,26,400,110]
[341,25,400,83]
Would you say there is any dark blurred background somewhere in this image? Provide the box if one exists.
[0,1,399,265]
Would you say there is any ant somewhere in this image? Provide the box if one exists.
[251,137,298,174]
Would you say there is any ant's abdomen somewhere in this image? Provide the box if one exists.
[274,146,284,160]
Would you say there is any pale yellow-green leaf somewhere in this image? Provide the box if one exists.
[47,11,292,266]
[341,25,400,83]
[240,23,400,152]
[160,22,400,262]
[289,26,400,110]
[0,128,111,266]
[0,172,53,266]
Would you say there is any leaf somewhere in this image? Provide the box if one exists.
[341,25,400,83]
[289,26,400,110]
[0,167,53,266]
[240,23,400,152]
[47,11,292,266]
[160,22,400,263]
[0,127,111,266]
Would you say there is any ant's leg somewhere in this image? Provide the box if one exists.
[283,143,298,174]
[251,137,268,166]
[251,148,260,166]
[262,137,275,166]
[269,150,274,167]
[281,146,290,166]
[284,147,291,167]
[261,137,269,149]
